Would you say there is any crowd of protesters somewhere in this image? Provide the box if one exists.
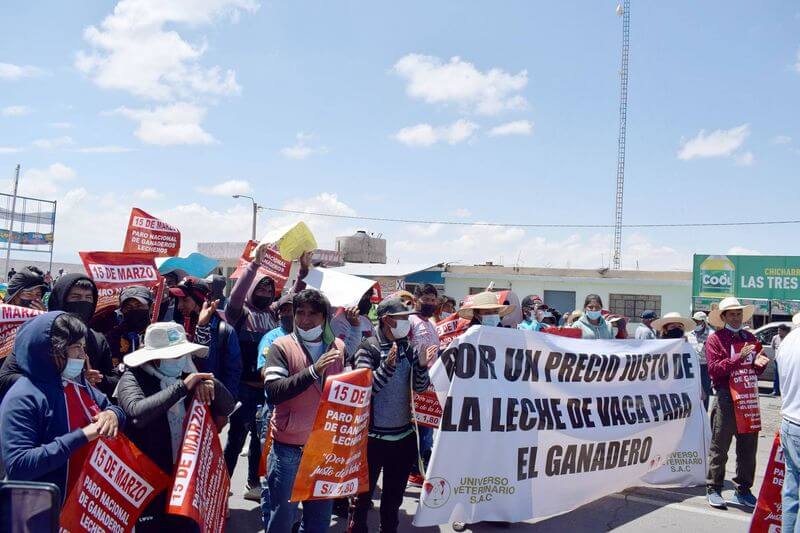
[0,255,799,532]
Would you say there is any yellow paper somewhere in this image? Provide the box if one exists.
[277,222,317,261]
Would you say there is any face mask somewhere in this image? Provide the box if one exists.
[390,319,411,339]
[158,356,187,378]
[64,301,95,323]
[61,358,85,380]
[663,328,684,339]
[358,299,372,316]
[252,295,273,311]
[480,314,501,327]
[419,303,436,318]
[123,308,151,331]
[694,324,705,333]
[586,310,602,320]
[725,324,742,333]
[298,324,323,342]
[280,315,294,332]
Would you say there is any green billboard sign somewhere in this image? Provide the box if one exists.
[692,254,800,301]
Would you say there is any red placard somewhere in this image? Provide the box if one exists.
[60,436,170,533]
[290,369,372,502]
[413,385,443,428]
[229,240,291,293]
[123,207,181,257]
[730,341,763,434]
[79,252,161,315]
[541,326,583,339]
[749,432,784,532]
[0,304,44,358]
[167,399,230,533]
[435,314,471,351]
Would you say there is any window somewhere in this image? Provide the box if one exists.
[608,293,661,322]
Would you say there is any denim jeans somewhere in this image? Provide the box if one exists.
[266,441,333,533]
[782,419,800,533]
[223,384,263,487]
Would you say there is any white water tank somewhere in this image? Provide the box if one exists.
[335,231,387,264]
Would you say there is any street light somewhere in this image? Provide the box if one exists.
[233,194,258,240]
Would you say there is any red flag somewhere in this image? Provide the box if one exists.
[290,369,372,501]
[229,240,292,292]
[79,252,161,316]
[123,207,181,257]
[167,399,230,533]
[60,436,170,533]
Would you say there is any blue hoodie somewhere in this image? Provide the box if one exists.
[0,312,125,501]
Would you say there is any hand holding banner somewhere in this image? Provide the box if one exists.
[60,436,170,533]
[123,208,181,257]
[229,240,292,292]
[290,369,372,502]
[167,398,230,533]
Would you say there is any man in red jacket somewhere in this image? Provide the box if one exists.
[705,297,769,509]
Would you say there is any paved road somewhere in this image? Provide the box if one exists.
[226,383,782,532]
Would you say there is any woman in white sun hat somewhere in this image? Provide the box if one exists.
[703,297,769,511]
[457,291,515,327]
[651,312,696,339]
[117,322,236,532]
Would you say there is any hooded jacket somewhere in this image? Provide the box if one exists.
[0,312,125,501]
[6,267,46,303]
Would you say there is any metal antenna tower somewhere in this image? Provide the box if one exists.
[612,0,630,270]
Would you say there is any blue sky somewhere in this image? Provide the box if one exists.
[1,0,798,270]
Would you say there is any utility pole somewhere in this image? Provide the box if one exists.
[612,0,630,270]
[233,194,258,240]
[4,164,20,280]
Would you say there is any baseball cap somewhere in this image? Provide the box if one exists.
[376,297,417,318]
[120,285,154,306]
[641,310,658,320]
[169,277,210,306]
[521,295,542,308]
[692,311,708,322]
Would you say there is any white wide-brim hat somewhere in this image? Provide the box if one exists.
[457,291,515,321]
[652,312,696,332]
[124,322,209,368]
[708,297,755,329]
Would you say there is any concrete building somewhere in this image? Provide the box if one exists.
[335,231,386,264]
[443,263,692,324]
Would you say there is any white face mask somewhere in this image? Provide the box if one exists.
[480,314,501,327]
[298,324,323,342]
[61,358,85,380]
[390,319,411,339]
[725,324,742,333]
[694,324,705,333]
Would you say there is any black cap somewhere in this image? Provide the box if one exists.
[376,297,416,318]
[7,267,46,301]
[120,285,154,306]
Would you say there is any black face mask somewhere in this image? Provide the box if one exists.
[64,301,95,323]
[252,295,273,311]
[358,299,372,316]
[123,308,151,332]
[280,315,294,332]
[663,328,684,339]
[17,298,34,309]
[419,303,436,318]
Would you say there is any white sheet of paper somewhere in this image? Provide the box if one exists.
[302,267,376,308]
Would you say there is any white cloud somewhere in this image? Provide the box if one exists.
[734,151,754,166]
[0,147,23,153]
[280,132,329,160]
[75,146,136,153]
[728,246,763,255]
[677,124,750,160]
[259,192,358,244]
[394,119,479,147]
[772,135,792,145]
[197,179,252,196]
[135,188,163,200]
[450,208,472,218]
[32,136,75,150]
[76,0,258,102]
[0,62,46,81]
[50,122,72,129]
[13,163,76,197]
[110,103,215,145]
[2,105,33,117]
[392,54,528,115]
[796,47,800,74]
[488,120,533,137]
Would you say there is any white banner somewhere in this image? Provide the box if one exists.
[415,327,710,526]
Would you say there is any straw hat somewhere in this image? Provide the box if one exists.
[457,291,514,321]
[793,312,800,327]
[651,312,696,332]
[708,297,755,329]
[124,322,209,368]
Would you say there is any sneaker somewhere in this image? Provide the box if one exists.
[452,523,469,532]
[243,485,261,502]
[706,490,727,509]
[408,473,425,487]
[730,490,757,508]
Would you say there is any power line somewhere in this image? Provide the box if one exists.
[260,206,800,229]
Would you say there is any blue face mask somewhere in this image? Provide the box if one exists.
[586,310,602,320]
[158,356,187,378]
[480,314,501,327]
[61,358,85,380]
[725,324,742,333]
